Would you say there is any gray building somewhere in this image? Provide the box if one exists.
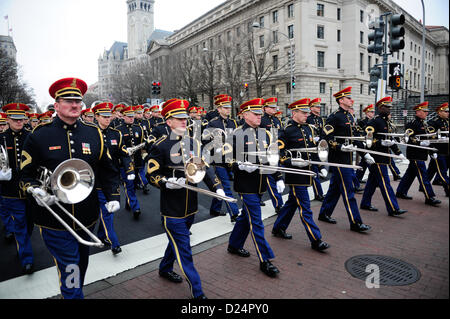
[0,35,17,60]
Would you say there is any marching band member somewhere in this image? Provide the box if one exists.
[111,104,125,128]
[318,87,372,232]
[359,97,408,216]
[133,105,151,194]
[93,102,133,254]
[115,106,144,219]
[227,98,281,278]
[355,104,375,184]
[396,102,442,206]
[272,98,330,251]
[38,110,53,124]
[260,97,285,214]
[0,103,34,274]
[146,99,224,299]
[28,113,39,129]
[426,103,449,197]
[149,105,164,128]
[205,95,239,220]
[81,108,95,123]
[306,98,327,201]
[20,78,120,298]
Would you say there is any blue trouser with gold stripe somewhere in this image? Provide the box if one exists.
[427,155,449,194]
[361,164,400,214]
[40,226,94,299]
[229,193,275,262]
[310,165,324,198]
[1,198,33,266]
[120,168,140,211]
[273,186,322,243]
[390,161,401,179]
[96,190,120,249]
[135,166,149,189]
[397,160,435,200]
[319,167,363,225]
[0,194,14,236]
[210,166,239,217]
[160,215,203,298]
[266,174,284,209]
[356,159,369,182]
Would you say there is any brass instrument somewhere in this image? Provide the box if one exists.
[165,157,237,203]
[289,139,329,162]
[126,142,146,156]
[286,150,363,170]
[0,140,9,170]
[28,159,103,248]
[338,138,406,160]
[334,127,374,148]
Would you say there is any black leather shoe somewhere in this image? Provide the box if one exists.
[425,198,441,206]
[271,228,292,239]
[318,214,337,224]
[350,223,371,232]
[230,214,238,223]
[112,246,122,255]
[354,186,364,193]
[143,184,151,195]
[210,210,226,216]
[193,294,208,299]
[227,245,250,257]
[396,192,413,200]
[311,240,330,251]
[389,209,407,217]
[360,179,367,184]
[260,200,266,206]
[101,238,112,247]
[125,202,131,211]
[159,270,183,283]
[360,205,378,211]
[22,263,34,275]
[314,195,324,202]
[133,209,141,220]
[393,175,402,181]
[260,261,279,277]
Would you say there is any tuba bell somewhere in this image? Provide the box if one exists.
[30,159,103,247]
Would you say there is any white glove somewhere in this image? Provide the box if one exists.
[165,177,186,189]
[238,162,258,173]
[364,153,375,165]
[292,159,309,168]
[394,153,408,164]
[216,188,226,197]
[341,144,357,152]
[420,140,430,147]
[27,187,57,207]
[276,180,285,193]
[431,153,438,159]
[381,140,395,147]
[0,168,12,181]
[319,168,328,178]
[314,136,320,142]
[127,174,135,181]
[105,201,120,213]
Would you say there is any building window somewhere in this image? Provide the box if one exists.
[236,26,241,37]
[337,54,341,69]
[286,82,291,94]
[368,56,372,72]
[272,30,278,44]
[360,84,363,94]
[287,4,294,18]
[288,25,294,39]
[360,31,364,44]
[259,35,265,48]
[273,55,278,71]
[272,10,278,23]
[259,16,265,28]
[317,25,324,39]
[337,8,341,20]
[317,3,324,17]
[271,85,276,96]
[360,53,364,72]
[360,10,364,23]
[248,62,252,75]
[319,82,326,93]
[337,29,341,42]
[317,51,325,68]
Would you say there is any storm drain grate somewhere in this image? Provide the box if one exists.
[345,255,421,286]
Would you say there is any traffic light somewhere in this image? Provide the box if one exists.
[368,18,385,56]
[291,76,296,89]
[244,83,249,92]
[369,66,382,93]
[389,63,403,91]
[389,14,405,52]
[152,81,161,95]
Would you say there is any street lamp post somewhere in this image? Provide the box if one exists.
[420,0,426,102]
[329,82,333,116]
[252,22,294,104]
[404,70,410,129]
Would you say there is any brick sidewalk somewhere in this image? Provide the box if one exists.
[85,179,449,299]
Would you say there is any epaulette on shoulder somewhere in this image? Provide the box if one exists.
[154,135,168,146]
[81,121,100,130]
[31,121,52,133]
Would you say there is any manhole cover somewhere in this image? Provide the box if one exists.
[345,255,421,286]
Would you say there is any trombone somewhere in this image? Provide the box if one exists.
[289,139,329,162]
[165,157,237,203]
[334,128,374,148]
[28,159,104,248]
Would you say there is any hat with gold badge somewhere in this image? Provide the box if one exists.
[240,98,264,115]
[413,101,430,112]
[363,104,376,113]
[2,103,30,120]
[0,112,7,123]
[289,98,311,112]
[92,102,113,117]
[215,96,232,108]
[333,87,352,101]
[309,98,322,107]
[161,99,190,119]
[375,96,393,109]
[263,97,278,108]
[436,102,448,113]
[49,77,88,100]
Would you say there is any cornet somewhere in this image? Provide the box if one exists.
[29,159,104,248]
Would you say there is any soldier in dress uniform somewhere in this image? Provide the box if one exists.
[81,108,95,123]
[271,98,330,251]
[260,97,285,213]
[146,99,225,299]
[115,106,144,219]
[306,98,328,201]
[227,98,281,278]
[204,95,239,220]
[426,103,449,197]
[133,105,151,194]
[318,87,372,232]
[0,103,34,274]
[355,104,375,184]
[28,113,39,130]
[149,105,164,128]
[0,113,10,243]
[359,97,408,216]
[0,112,8,132]
[205,94,228,122]
[93,102,133,254]
[396,102,442,206]
[38,110,53,124]
[20,78,120,298]
[111,104,125,128]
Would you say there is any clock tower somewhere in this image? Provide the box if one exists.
[127,0,155,59]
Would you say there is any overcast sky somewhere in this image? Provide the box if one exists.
[0,0,448,108]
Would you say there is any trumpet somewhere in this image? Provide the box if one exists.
[166,157,237,203]
[126,142,146,156]
[29,159,104,248]
[335,128,374,148]
[289,139,329,162]
[285,150,363,170]
[377,132,411,143]
[0,140,9,170]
